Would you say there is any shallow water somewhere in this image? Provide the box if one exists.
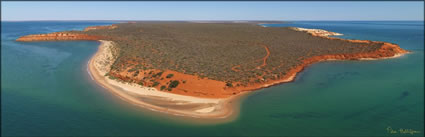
[2,21,423,136]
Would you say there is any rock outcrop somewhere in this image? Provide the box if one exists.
[290,27,343,37]
[225,41,409,96]
[83,25,117,31]
[16,25,118,42]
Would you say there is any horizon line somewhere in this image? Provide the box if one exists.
[2,19,424,22]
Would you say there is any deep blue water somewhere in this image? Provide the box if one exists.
[2,21,424,136]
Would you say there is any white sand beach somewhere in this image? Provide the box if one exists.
[88,40,238,118]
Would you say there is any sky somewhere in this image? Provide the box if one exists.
[1,2,424,21]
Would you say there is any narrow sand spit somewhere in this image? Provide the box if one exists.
[87,27,408,119]
[88,40,240,119]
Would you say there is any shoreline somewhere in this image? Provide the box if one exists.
[88,40,248,119]
[17,24,409,120]
[225,51,409,97]
[88,40,408,120]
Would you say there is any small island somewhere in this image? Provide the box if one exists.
[16,22,409,119]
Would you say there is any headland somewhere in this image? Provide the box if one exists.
[16,21,409,119]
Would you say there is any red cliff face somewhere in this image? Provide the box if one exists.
[227,41,409,96]
[83,25,117,31]
[14,26,410,98]
[104,40,409,98]
[16,32,102,42]
[16,25,117,42]
[293,42,407,75]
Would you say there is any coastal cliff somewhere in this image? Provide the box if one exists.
[236,29,409,92]
[16,32,102,42]
[105,40,408,98]
[15,24,409,99]
[16,25,118,42]
[103,28,408,98]
[230,41,408,92]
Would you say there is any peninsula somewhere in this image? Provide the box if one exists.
[16,22,409,119]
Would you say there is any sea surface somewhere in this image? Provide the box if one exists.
[2,21,424,136]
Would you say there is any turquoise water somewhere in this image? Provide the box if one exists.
[2,21,423,136]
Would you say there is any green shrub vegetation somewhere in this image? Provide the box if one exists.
[166,74,174,78]
[75,22,384,85]
[108,75,117,80]
[168,80,180,89]
[133,71,139,77]
[160,85,166,90]
[128,67,138,72]
[152,71,163,77]
[226,82,233,87]
[152,81,160,87]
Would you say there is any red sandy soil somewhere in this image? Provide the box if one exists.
[109,68,231,98]
[16,32,103,41]
[108,39,408,99]
[16,25,409,99]
[257,45,271,69]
